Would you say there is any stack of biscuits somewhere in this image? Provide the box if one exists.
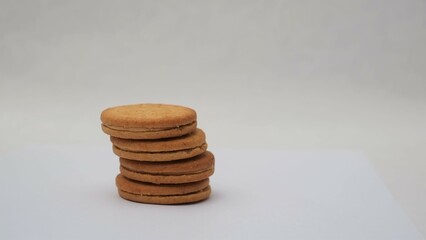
[100,103,214,205]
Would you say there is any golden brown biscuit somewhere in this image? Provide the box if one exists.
[119,151,215,184]
[116,174,211,204]
[101,104,197,139]
[111,129,207,161]
[118,186,211,205]
[116,175,209,195]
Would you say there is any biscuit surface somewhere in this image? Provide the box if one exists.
[101,103,197,139]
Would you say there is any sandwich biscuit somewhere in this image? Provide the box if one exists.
[101,104,197,139]
[111,128,207,161]
[116,174,211,204]
[119,151,215,184]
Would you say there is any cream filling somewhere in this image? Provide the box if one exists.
[121,165,213,176]
[103,121,196,133]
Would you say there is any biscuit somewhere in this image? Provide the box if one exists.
[117,186,211,205]
[116,174,211,204]
[111,129,207,161]
[119,151,215,184]
[101,104,197,139]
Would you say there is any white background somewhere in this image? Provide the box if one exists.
[1,0,425,236]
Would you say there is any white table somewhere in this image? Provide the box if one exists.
[0,145,422,239]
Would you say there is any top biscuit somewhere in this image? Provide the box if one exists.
[101,104,197,139]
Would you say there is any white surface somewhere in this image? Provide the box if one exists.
[0,146,422,240]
